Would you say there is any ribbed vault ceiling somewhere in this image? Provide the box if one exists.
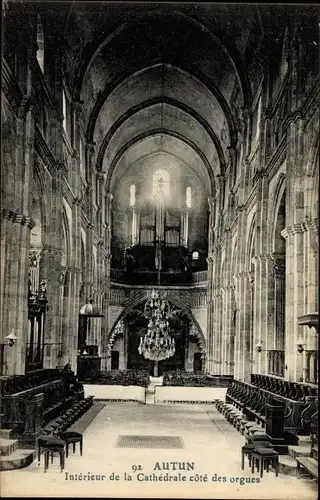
[62,3,262,194]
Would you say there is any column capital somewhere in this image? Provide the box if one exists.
[2,209,36,229]
[301,218,319,233]
[281,224,304,239]
[227,145,237,163]
[217,174,225,189]
[273,261,285,279]
[73,100,84,114]
[252,253,273,263]
[85,141,96,154]
[97,171,105,181]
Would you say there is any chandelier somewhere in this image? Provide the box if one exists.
[138,289,175,361]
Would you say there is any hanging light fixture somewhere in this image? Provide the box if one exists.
[138,289,175,362]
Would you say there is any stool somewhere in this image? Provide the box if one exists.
[41,438,65,473]
[251,447,279,478]
[241,441,274,470]
[60,431,83,458]
[38,436,61,463]
[247,433,270,444]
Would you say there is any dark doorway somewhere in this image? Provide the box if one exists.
[111,350,120,370]
[194,353,202,373]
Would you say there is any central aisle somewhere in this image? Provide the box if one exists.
[1,402,317,499]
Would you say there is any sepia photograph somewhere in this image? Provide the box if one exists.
[1,1,319,498]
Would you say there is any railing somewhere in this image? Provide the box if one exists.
[268,350,285,378]
[110,268,207,286]
[192,270,208,283]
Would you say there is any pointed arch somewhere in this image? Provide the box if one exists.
[270,174,286,254]
[107,291,207,358]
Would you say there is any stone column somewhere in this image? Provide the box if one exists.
[206,256,214,373]
[1,94,37,375]
[212,291,222,375]
[220,286,227,374]
[303,219,318,313]
[234,272,252,382]
[254,254,275,375]
[100,192,113,369]
[281,224,305,381]
[68,196,82,372]
[1,214,35,375]
[233,274,241,379]
[273,259,285,351]
[42,159,63,369]
[252,257,261,373]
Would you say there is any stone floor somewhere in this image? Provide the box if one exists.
[1,402,318,499]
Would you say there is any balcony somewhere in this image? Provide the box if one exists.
[111,245,207,286]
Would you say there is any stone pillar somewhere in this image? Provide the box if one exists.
[273,259,285,351]
[206,256,214,373]
[41,160,63,369]
[281,224,305,381]
[253,254,275,375]
[303,219,318,313]
[233,274,241,379]
[1,95,37,375]
[232,202,247,380]
[228,287,237,377]
[100,192,113,369]
[1,214,35,375]
[68,196,82,372]
[234,272,252,382]
[212,292,222,375]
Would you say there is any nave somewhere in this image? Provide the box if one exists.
[2,402,317,499]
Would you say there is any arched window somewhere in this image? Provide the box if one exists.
[152,169,170,197]
[36,15,44,72]
[129,184,136,207]
[192,250,199,260]
[186,186,192,208]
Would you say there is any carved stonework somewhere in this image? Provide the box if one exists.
[273,261,285,280]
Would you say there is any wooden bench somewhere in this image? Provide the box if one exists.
[296,456,318,480]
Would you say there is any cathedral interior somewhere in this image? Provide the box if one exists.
[0,1,319,497]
